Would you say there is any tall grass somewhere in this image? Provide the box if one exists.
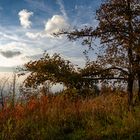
[0,91,140,140]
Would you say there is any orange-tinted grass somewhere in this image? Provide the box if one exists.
[0,92,139,140]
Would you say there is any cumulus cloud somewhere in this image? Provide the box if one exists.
[26,15,69,39]
[45,15,69,35]
[18,9,33,29]
[0,50,22,58]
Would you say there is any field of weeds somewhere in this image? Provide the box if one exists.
[0,91,140,140]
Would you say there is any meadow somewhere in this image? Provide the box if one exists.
[0,89,140,140]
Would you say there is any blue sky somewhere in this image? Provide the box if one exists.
[0,0,102,72]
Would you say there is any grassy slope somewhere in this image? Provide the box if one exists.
[0,91,140,140]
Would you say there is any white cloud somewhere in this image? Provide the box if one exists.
[0,26,86,70]
[26,15,69,39]
[45,15,69,36]
[26,32,41,39]
[18,9,33,29]
[25,31,47,39]
[0,16,86,69]
[45,15,69,35]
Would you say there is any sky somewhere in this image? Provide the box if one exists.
[0,0,102,72]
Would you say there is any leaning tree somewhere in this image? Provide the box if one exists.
[21,53,98,96]
[56,0,140,105]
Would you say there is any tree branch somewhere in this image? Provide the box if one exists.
[82,77,127,80]
[82,66,129,77]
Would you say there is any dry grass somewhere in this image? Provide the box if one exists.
[0,91,140,140]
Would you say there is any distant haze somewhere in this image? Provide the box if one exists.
[0,72,64,95]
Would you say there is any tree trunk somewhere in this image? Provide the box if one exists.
[127,76,134,106]
[135,54,140,101]
[126,0,134,106]
[0,92,4,108]
[138,74,140,101]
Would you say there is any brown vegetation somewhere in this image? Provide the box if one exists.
[0,90,140,140]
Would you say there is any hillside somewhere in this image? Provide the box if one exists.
[0,91,140,140]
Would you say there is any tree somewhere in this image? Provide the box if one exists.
[11,73,16,107]
[56,0,140,105]
[21,53,98,96]
[0,77,9,108]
